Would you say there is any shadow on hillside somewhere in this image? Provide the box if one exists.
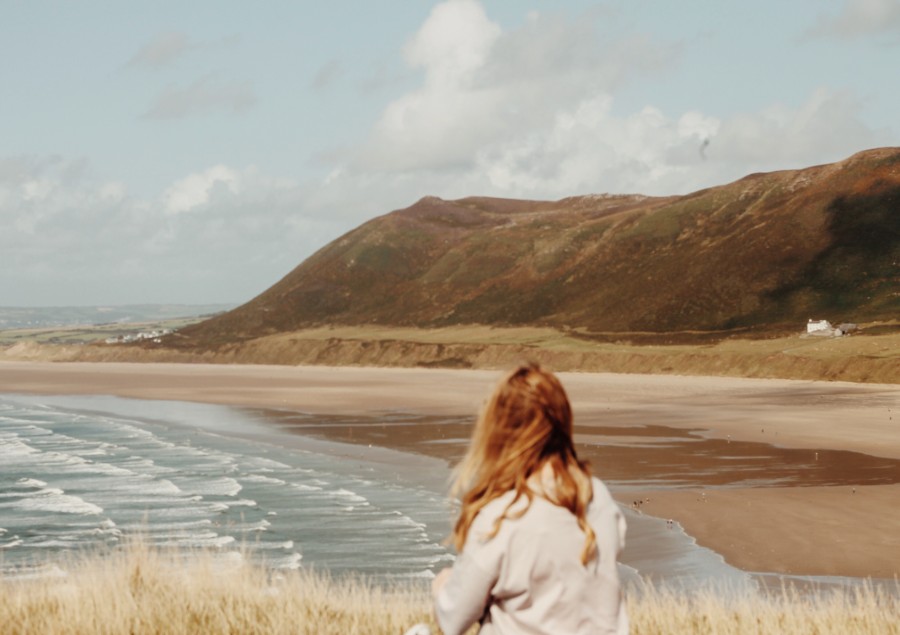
[753,184,900,324]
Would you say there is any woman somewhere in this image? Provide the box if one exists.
[432,364,628,635]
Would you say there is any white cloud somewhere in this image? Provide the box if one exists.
[808,0,900,39]
[99,182,127,203]
[712,89,882,167]
[354,0,502,171]
[467,99,713,196]
[311,59,343,90]
[353,1,678,174]
[127,31,191,68]
[163,165,241,215]
[473,87,888,197]
[126,31,242,69]
[319,1,891,209]
[144,74,256,119]
[21,178,54,202]
[403,0,501,89]
[0,157,346,305]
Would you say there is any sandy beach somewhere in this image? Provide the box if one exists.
[1,361,898,580]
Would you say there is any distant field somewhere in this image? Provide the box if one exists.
[2,320,897,384]
[227,322,899,382]
[249,322,900,354]
[0,316,208,346]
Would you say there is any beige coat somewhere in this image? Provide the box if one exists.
[435,477,628,635]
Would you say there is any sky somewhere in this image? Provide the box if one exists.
[2,0,899,307]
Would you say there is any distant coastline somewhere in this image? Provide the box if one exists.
[3,321,897,384]
[0,303,235,331]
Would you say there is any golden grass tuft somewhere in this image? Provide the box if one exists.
[630,580,900,635]
[1,542,898,634]
[0,542,437,635]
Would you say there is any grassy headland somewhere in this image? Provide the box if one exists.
[177,149,900,349]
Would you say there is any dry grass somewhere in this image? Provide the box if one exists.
[3,321,897,384]
[183,323,900,383]
[2,543,898,634]
[0,542,436,635]
[631,581,900,635]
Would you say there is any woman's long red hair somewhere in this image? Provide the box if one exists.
[450,363,596,564]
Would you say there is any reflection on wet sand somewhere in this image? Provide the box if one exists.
[257,410,900,491]
[577,424,900,489]
[254,408,900,588]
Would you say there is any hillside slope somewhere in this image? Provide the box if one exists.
[179,148,900,348]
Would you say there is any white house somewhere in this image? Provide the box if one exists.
[806,319,849,337]
[807,319,833,334]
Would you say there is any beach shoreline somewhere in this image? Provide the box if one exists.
[1,361,898,580]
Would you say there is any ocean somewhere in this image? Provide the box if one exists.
[0,395,454,580]
[2,393,884,594]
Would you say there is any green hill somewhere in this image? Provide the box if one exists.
[178,148,898,349]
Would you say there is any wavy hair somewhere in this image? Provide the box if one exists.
[450,363,596,564]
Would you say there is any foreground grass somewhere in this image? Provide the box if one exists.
[2,545,898,634]
[1,544,433,635]
[632,581,900,635]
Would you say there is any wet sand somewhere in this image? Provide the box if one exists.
[619,485,900,579]
[1,361,898,579]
